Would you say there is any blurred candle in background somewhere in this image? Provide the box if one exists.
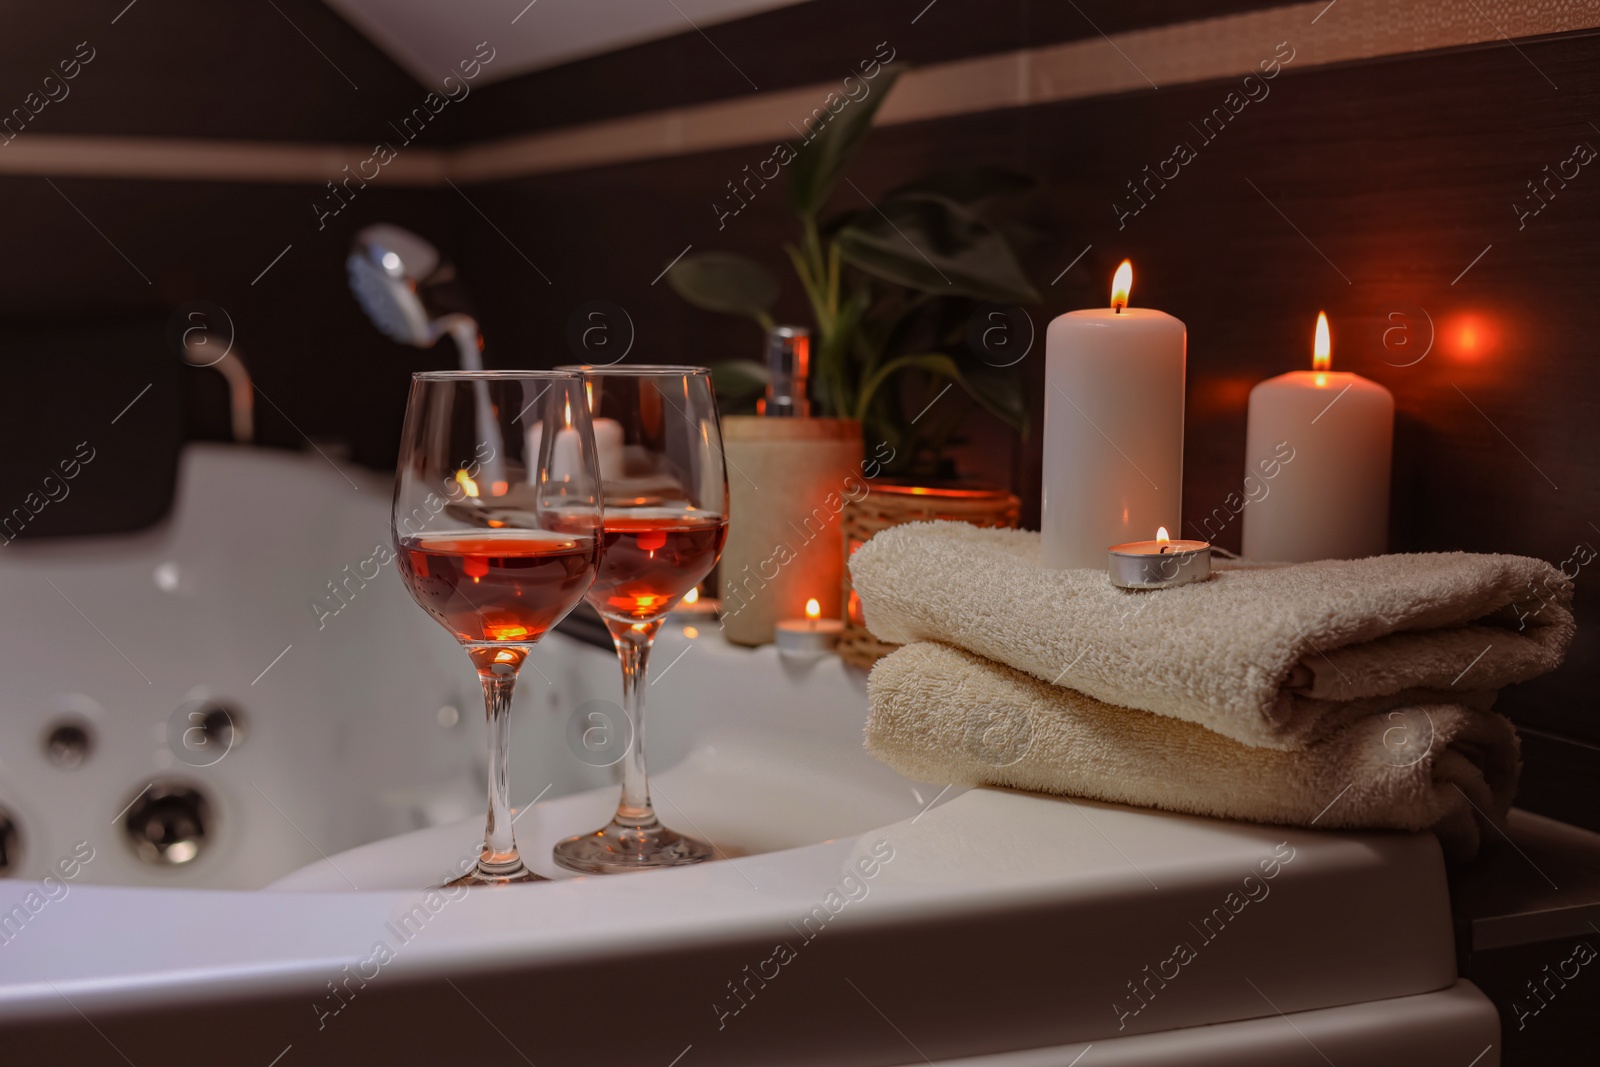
[1041,260,1187,568]
[1241,312,1394,562]
[525,413,623,481]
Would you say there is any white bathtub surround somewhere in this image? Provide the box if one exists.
[0,778,1500,1064]
[867,642,1518,858]
[850,522,1574,749]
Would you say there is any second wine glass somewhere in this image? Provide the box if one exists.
[553,366,729,874]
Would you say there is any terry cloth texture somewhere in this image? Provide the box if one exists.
[850,522,1573,749]
[867,642,1520,859]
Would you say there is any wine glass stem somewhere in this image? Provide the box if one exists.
[610,621,662,828]
[477,663,524,874]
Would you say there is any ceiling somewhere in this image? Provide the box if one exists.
[324,0,810,86]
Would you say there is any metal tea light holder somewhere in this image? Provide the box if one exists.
[1107,529,1213,590]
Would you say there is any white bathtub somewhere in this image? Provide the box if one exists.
[0,444,920,891]
[0,444,500,889]
[0,445,1501,1066]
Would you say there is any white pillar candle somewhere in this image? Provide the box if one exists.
[526,416,624,482]
[590,417,625,480]
[1041,260,1187,569]
[1241,312,1394,562]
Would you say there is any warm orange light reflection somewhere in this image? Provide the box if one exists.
[455,469,480,498]
[1313,311,1331,373]
[683,586,700,606]
[805,597,821,620]
[1111,260,1133,312]
[487,623,529,641]
[1156,527,1170,544]
[585,381,595,412]
[1443,312,1499,364]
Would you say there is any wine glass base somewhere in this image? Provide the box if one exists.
[552,821,714,874]
[442,860,549,888]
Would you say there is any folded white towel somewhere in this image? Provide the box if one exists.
[867,642,1519,859]
[851,522,1574,749]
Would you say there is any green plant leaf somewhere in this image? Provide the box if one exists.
[666,252,779,322]
[837,193,1041,304]
[854,351,962,421]
[854,350,1028,437]
[886,167,1037,214]
[788,66,904,219]
[709,360,770,415]
[710,359,769,396]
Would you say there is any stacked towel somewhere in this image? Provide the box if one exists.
[850,522,1576,857]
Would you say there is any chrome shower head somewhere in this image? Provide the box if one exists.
[347,224,484,374]
[349,224,501,479]
[347,223,442,347]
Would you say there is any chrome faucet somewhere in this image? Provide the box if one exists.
[178,311,254,443]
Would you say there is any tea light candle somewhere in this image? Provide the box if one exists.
[775,598,842,654]
[1241,312,1393,562]
[1042,260,1186,569]
[1108,527,1212,589]
[671,585,720,617]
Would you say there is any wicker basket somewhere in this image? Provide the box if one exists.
[840,481,1021,667]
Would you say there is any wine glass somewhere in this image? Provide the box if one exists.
[552,366,729,873]
[393,371,602,886]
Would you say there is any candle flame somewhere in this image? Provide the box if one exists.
[563,398,573,427]
[683,586,700,606]
[1313,311,1331,372]
[1111,260,1133,312]
[805,597,821,620]
[1156,527,1170,544]
[455,469,480,498]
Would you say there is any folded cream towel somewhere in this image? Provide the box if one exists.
[867,642,1520,859]
[851,523,1574,749]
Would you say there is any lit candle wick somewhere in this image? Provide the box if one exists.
[1110,259,1133,315]
[1313,310,1331,373]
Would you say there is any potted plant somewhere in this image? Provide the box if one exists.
[666,67,1042,480]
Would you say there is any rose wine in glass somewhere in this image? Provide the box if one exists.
[552,367,729,873]
[393,371,602,886]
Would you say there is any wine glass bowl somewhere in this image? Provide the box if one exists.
[397,530,597,666]
[393,371,602,886]
[552,366,730,874]
[588,512,726,622]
